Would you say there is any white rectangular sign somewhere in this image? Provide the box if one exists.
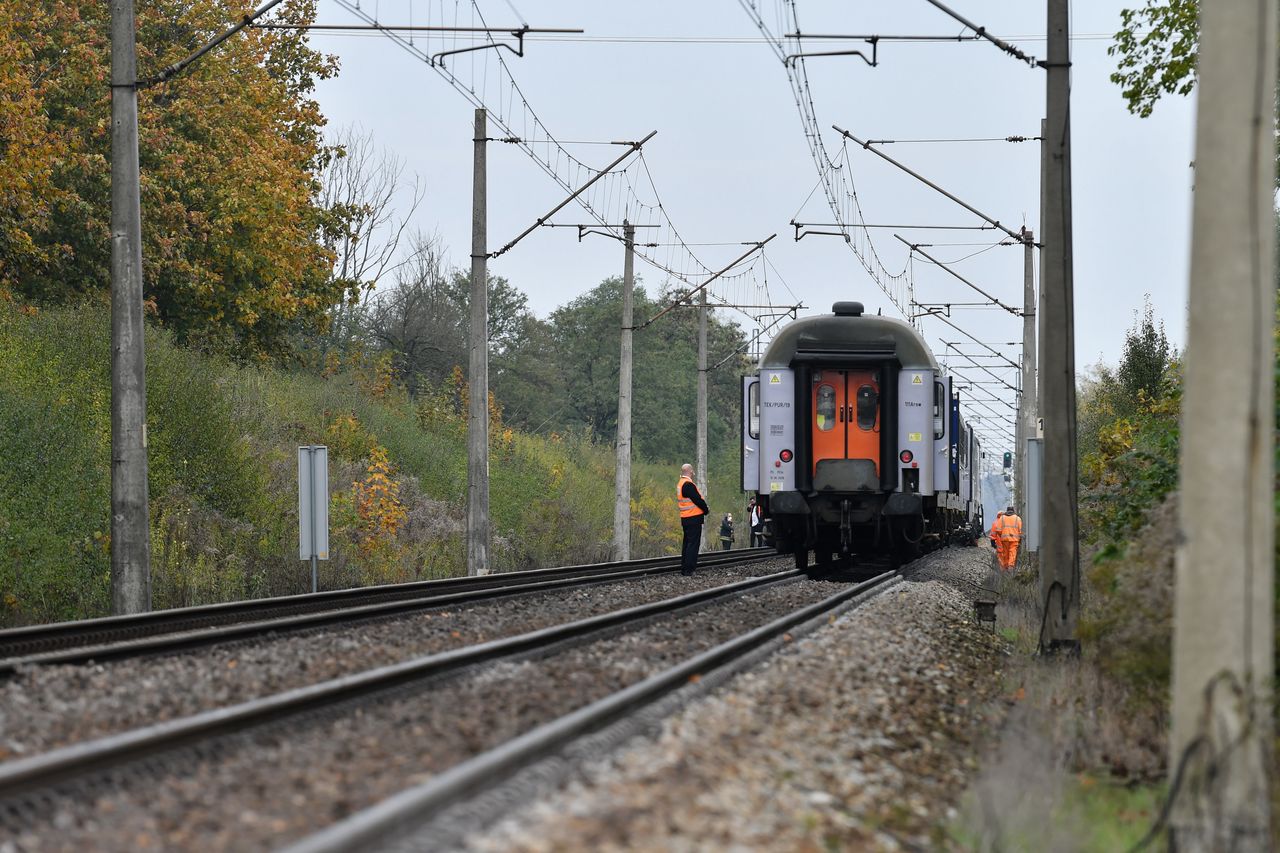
[1024,437,1043,553]
[298,445,330,561]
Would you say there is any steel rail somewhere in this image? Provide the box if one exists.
[0,569,801,800]
[0,549,774,660]
[0,551,777,671]
[285,568,901,853]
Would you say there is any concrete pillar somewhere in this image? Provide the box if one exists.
[1169,0,1275,846]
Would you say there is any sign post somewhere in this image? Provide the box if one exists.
[298,445,329,593]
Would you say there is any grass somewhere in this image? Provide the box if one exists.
[0,302,714,625]
[944,543,1172,851]
[948,772,1165,851]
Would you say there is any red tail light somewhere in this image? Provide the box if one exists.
[899,450,913,463]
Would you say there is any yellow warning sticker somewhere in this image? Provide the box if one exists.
[770,481,782,491]
[769,373,782,384]
[908,432,922,442]
[911,374,923,385]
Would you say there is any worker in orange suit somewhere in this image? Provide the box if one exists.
[990,505,1023,571]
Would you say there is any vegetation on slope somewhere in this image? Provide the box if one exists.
[0,302,745,626]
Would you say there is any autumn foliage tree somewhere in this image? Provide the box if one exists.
[0,0,346,356]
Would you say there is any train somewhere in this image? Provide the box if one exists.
[741,301,985,570]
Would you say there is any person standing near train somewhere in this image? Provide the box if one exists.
[748,498,764,547]
[990,506,1023,571]
[718,513,735,550]
[677,463,710,575]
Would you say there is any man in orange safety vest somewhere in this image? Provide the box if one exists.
[677,463,710,576]
[989,505,1023,572]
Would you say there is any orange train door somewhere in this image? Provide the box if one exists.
[811,370,881,477]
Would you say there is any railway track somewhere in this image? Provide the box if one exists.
[0,548,775,671]
[0,561,899,851]
[286,566,900,853]
[0,567,800,801]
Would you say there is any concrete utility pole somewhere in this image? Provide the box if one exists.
[1037,0,1078,652]
[110,0,151,614]
[695,286,709,546]
[467,108,490,576]
[1037,118,1047,421]
[612,221,636,562]
[1017,228,1036,519]
[1169,0,1275,846]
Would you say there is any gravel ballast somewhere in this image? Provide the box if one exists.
[0,559,788,759]
[462,545,1006,852]
[6,572,835,851]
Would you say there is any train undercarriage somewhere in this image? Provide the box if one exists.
[763,492,980,572]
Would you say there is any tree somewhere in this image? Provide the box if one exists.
[317,124,424,356]
[363,242,540,402]
[0,0,347,356]
[363,232,461,395]
[1109,0,1199,118]
[489,316,571,434]
[546,277,748,460]
[1077,299,1175,462]
[1110,1,1279,186]
[446,270,533,360]
[0,3,70,298]
[1116,298,1172,403]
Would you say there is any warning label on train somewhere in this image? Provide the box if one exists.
[911,374,923,384]
[769,373,781,384]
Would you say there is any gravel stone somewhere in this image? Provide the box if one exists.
[0,559,789,759]
[462,545,1006,852]
[6,572,834,852]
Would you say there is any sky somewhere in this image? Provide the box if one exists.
[306,1,1197,454]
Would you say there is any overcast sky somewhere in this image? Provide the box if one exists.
[308,1,1197,451]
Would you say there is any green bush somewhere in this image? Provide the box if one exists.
[0,306,113,622]
[0,302,694,626]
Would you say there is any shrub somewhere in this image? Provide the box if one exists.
[0,302,698,625]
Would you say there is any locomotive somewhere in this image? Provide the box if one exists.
[741,301,984,569]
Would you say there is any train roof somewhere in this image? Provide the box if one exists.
[761,303,940,371]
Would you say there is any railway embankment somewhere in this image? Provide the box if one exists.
[949,498,1180,850]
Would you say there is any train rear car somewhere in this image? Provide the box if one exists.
[741,301,980,568]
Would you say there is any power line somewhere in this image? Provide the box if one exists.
[864,136,1042,144]
[738,1,916,317]
[296,31,1129,45]
[327,0,724,296]
[920,0,1039,66]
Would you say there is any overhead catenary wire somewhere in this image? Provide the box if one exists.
[863,136,1042,144]
[316,1,793,356]
[298,30,1130,44]
[833,125,1027,244]
[327,0,720,297]
[919,0,1039,66]
[896,235,1020,316]
[738,0,915,316]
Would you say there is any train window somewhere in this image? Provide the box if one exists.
[933,381,945,440]
[815,384,836,431]
[855,385,878,430]
[748,381,760,440]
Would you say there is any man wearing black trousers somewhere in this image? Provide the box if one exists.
[676,463,709,575]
